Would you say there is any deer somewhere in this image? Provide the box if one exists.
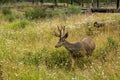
[54,26,95,69]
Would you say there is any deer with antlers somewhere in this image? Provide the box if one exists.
[54,26,95,69]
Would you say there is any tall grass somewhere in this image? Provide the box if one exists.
[0,6,120,80]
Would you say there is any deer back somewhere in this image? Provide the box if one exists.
[80,37,95,56]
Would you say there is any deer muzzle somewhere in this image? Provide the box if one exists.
[55,44,61,48]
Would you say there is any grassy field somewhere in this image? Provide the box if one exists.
[0,5,120,80]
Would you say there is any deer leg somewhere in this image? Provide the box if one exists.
[79,50,87,57]
[70,56,75,71]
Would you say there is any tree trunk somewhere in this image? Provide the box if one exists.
[97,0,99,8]
[54,0,57,6]
[81,0,84,7]
[92,0,95,8]
[78,0,81,5]
[117,0,119,9]
[70,0,73,5]
[67,0,69,6]
[32,0,34,4]
[13,0,16,3]
[40,0,43,5]
[36,0,39,5]
[87,0,90,8]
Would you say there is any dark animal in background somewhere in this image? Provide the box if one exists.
[54,26,95,69]
[94,21,105,28]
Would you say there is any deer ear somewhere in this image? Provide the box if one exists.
[63,32,68,39]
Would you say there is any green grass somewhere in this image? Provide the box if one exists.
[4,19,30,29]
[0,5,120,80]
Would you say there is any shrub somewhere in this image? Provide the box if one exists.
[86,27,94,36]
[96,37,119,62]
[45,49,71,69]
[25,7,47,19]
[24,6,81,20]
[22,47,92,69]
[2,8,12,15]
[19,19,30,28]
[23,52,42,66]
[22,48,71,69]
[106,37,119,51]
[2,8,19,22]
[96,47,107,63]
[6,14,15,22]
[99,37,119,53]
[22,47,48,66]
[65,5,81,15]
[4,19,30,29]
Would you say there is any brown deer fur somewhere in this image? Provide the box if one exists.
[54,26,95,68]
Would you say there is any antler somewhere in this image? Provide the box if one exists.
[54,25,66,38]
[53,26,61,37]
[62,26,65,35]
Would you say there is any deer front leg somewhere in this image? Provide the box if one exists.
[70,56,75,70]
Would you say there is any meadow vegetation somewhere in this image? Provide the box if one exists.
[0,5,120,80]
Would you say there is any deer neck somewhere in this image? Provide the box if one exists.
[63,40,77,53]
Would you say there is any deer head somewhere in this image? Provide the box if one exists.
[54,26,68,48]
